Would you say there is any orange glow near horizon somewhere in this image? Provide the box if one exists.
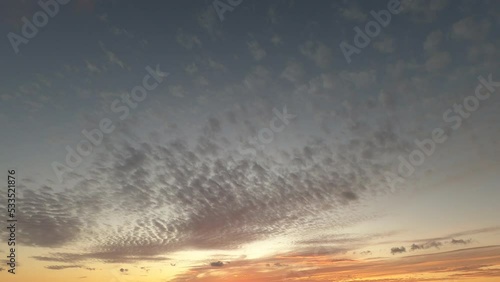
[4,245,498,282]
[169,245,500,282]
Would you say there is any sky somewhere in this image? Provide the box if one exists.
[0,0,499,281]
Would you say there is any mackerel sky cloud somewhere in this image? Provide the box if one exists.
[0,0,499,281]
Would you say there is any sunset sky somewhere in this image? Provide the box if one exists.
[0,0,499,281]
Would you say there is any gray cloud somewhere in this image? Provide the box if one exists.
[8,74,479,267]
[451,239,472,245]
[46,265,83,270]
[299,40,333,68]
[411,241,443,251]
[210,261,224,267]
[391,247,406,255]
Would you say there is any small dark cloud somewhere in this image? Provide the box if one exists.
[341,191,358,201]
[32,256,68,262]
[411,241,442,251]
[210,261,224,267]
[46,265,82,270]
[331,258,354,262]
[305,246,347,257]
[391,247,406,255]
[33,252,171,264]
[360,250,372,255]
[120,268,128,272]
[451,238,472,245]
[426,241,442,249]
[411,243,423,250]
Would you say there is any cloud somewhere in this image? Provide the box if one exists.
[184,62,198,75]
[46,265,82,270]
[0,94,12,101]
[280,60,305,83]
[452,17,491,41]
[14,189,83,247]
[247,39,267,61]
[467,43,496,62]
[427,241,443,249]
[401,0,449,23]
[391,246,406,255]
[210,261,224,267]
[172,246,500,281]
[243,65,273,89]
[197,6,220,38]
[205,117,221,135]
[339,5,367,22]
[373,37,395,53]
[411,243,423,250]
[8,13,498,266]
[271,34,283,46]
[451,239,472,245]
[338,70,377,89]
[85,60,101,74]
[267,6,278,24]
[22,107,411,264]
[207,58,226,72]
[406,227,500,244]
[176,29,202,49]
[33,252,172,264]
[425,51,451,72]
[423,30,442,53]
[378,90,395,109]
[410,241,442,251]
[299,40,333,68]
[169,85,186,98]
[341,191,358,201]
[109,26,134,38]
[99,41,128,69]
